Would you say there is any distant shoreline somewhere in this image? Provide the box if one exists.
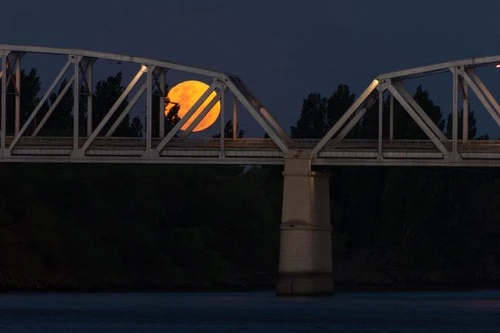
[2,283,500,294]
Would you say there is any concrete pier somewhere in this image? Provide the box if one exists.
[276,155,333,296]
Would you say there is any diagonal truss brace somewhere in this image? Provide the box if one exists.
[179,86,228,139]
[80,65,147,153]
[106,83,147,137]
[155,80,219,154]
[8,58,73,151]
[31,76,75,137]
[391,81,449,142]
[457,67,500,127]
[312,79,380,156]
[330,93,379,145]
[224,76,290,153]
[387,81,449,157]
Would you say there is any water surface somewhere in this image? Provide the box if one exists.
[1,290,499,332]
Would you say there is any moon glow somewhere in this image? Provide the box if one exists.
[165,80,221,132]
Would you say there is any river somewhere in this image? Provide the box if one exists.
[1,290,499,332]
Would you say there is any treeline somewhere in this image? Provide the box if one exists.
[295,85,500,288]
[1,70,500,291]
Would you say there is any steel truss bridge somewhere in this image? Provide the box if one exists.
[1,45,500,167]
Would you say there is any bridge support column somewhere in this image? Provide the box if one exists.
[277,156,333,296]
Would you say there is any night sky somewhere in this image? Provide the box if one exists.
[2,0,500,136]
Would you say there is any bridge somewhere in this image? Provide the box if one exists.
[2,45,500,296]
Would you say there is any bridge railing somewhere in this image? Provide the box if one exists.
[7,136,500,153]
[6,136,283,150]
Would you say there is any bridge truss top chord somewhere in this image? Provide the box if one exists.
[1,45,500,167]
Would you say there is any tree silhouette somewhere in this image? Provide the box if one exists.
[291,92,328,138]
[93,72,142,137]
[445,108,478,140]
[212,119,245,139]
[152,88,180,138]
[327,84,355,129]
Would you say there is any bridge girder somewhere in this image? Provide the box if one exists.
[312,56,500,166]
[0,44,291,162]
[1,45,500,166]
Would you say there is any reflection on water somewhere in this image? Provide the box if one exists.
[1,290,500,332]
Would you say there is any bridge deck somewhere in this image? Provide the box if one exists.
[2,137,500,166]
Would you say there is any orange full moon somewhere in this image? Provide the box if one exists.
[165,80,221,132]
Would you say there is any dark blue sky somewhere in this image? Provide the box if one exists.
[3,0,500,136]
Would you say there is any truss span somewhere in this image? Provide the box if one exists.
[312,55,500,167]
[1,45,500,166]
[0,44,292,162]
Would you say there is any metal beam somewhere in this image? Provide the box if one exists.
[106,83,146,137]
[219,86,225,157]
[31,76,75,137]
[391,81,448,142]
[462,78,469,142]
[1,54,7,154]
[155,81,218,153]
[158,69,166,139]
[179,87,227,139]
[452,68,459,160]
[389,94,394,140]
[80,66,146,153]
[387,83,449,157]
[377,55,500,81]
[233,96,237,142]
[0,44,225,79]
[73,57,80,152]
[312,79,379,156]
[458,68,500,127]
[9,59,72,150]
[258,106,291,144]
[225,77,289,153]
[331,107,367,145]
[15,54,21,134]
[86,59,94,135]
[378,86,383,159]
[146,66,154,155]
[465,68,500,116]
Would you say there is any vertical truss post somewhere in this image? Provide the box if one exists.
[146,66,154,156]
[81,65,146,153]
[389,94,394,140]
[15,54,21,134]
[466,68,500,115]
[219,86,225,158]
[86,59,94,136]
[232,96,238,142]
[461,78,469,143]
[452,67,459,160]
[458,68,500,127]
[159,69,166,139]
[10,59,72,149]
[387,81,449,157]
[1,54,6,154]
[378,85,384,159]
[73,56,80,152]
